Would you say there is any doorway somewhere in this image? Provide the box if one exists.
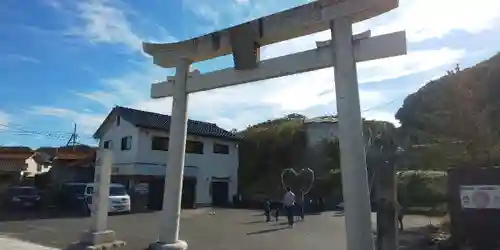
[148,176,197,210]
[181,177,196,209]
[148,177,165,211]
[211,181,229,207]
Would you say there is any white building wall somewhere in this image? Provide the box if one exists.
[135,128,239,205]
[97,121,239,206]
[96,117,140,170]
[24,157,51,177]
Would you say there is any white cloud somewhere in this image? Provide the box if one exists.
[33,41,464,134]
[0,111,10,130]
[233,0,249,4]
[2,54,40,64]
[364,110,401,127]
[185,0,500,44]
[29,0,489,134]
[42,0,63,10]
[358,48,466,83]
[70,0,143,51]
[366,0,500,42]
[29,107,104,135]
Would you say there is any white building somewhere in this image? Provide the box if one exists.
[304,116,339,147]
[93,106,240,208]
[24,152,52,177]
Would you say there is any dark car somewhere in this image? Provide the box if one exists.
[5,186,42,210]
[59,182,87,211]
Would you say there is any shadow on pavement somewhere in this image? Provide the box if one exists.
[242,220,266,224]
[0,208,87,222]
[247,226,289,235]
[332,211,345,217]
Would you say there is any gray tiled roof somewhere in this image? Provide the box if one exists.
[109,106,241,141]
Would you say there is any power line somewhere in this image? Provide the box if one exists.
[361,99,399,113]
[0,123,93,142]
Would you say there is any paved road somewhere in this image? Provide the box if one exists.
[0,209,440,250]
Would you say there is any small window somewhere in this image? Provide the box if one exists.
[186,140,204,154]
[152,136,169,151]
[116,116,121,126]
[213,143,229,154]
[121,136,132,151]
[103,140,112,149]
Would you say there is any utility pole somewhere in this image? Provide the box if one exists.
[66,123,78,149]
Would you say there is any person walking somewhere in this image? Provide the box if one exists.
[283,187,296,227]
[263,198,271,223]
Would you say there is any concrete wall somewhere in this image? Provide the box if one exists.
[96,119,239,205]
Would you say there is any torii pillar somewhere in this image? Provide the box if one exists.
[143,1,406,250]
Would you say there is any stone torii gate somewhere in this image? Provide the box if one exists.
[143,0,406,250]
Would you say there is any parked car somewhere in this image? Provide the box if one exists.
[84,183,131,214]
[59,182,87,211]
[5,186,42,210]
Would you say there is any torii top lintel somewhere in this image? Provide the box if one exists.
[142,0,398,68]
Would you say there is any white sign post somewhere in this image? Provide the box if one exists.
[77,150,126,249]
[143,1,406,250]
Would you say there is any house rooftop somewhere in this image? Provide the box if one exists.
[0,147,34,160]
[93,106,241,141]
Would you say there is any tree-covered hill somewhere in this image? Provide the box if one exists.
[396,52,500,168]
[237,114,395,198]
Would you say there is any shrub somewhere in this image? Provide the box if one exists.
[397,170,447,208]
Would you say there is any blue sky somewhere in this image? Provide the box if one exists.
[0,0,499,148]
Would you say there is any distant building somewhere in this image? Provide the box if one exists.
[93,106,241,208]
[31,145,96,189]
[0,147,32,190]
[25,152,52,177]
[304,116,339,147]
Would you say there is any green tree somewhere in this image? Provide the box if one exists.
[396,53,500,168]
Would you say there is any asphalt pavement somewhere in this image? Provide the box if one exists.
[0,209,441,250]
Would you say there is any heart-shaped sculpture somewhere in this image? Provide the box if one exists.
[281,168,315,195]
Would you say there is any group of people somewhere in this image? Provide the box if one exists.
[263,187,304,227]
[262,187,407,231]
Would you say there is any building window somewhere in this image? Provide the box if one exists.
[103,140,112,149]
[121,136,132,151]
[213,143,229,154]
[186,140,204,154]
[152,136,169,151]
[116,116,121,126]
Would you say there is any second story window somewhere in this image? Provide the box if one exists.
[121,136,132,151]
[152,136,169,151]
[213,143,229,154]
[186,140,204,154]
[103,140,112,149]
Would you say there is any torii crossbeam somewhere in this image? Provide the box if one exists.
[143,0,406,250]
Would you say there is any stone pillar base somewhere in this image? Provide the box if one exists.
[68,230,126,250]
[148,240,188,250]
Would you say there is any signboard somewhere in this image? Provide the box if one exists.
[460,185,500,209]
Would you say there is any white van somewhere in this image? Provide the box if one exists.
[84,183,131,213]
